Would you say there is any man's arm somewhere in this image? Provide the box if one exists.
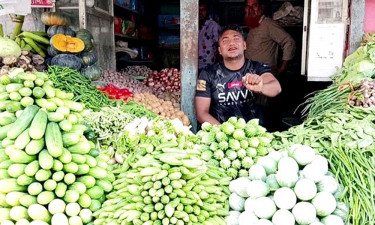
[195,96,221,125]
[268,22,296,74]
[242,72,281,97]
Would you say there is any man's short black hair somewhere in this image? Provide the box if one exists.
[219,24,244,39]
[199,0,209,7]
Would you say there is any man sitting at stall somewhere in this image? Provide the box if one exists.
[195,24,281,125]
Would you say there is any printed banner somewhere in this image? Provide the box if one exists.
[31,0,52,8]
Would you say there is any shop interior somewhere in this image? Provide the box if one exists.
[112,0,332,131]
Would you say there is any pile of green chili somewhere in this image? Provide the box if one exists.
[273,109,375,225]
[47,66,117,111]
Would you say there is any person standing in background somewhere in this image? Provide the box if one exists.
[244,0,295,75]
[199,0,221,72]
[244,0,296,131]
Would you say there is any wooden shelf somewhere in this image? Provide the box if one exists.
[114,3,138,14]
[115,33,138,40]
[159,46,180,50]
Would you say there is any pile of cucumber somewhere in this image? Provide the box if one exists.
[0,69,114,225]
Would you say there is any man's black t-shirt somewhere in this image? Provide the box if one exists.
[195,59,271,123]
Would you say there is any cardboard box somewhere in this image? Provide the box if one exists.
[158,15,180,28]
[159,34,180,48]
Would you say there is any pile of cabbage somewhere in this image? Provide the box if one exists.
[227,144,348,225]
[196,117,273,179]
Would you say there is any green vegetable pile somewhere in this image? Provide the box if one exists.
[93,124,230,225]
[273,110,375,225]
[47,65,158,120]
[47,65,117,111]
[302,33,375,119]
[227,144,348,225]
[196,117,273,179]
[0,70,114,224]
[332,34,375,85]
[82,106,135,157]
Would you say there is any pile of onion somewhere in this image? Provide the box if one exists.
[100,70,154,94]
[349,79,375,108]
[144,68,181,92]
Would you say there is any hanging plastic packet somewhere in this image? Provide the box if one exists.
[0,0,31,16]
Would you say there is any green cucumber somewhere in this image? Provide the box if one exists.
[25,139,45,155]
[29,110,48,140]
[42,83,55,98]
[86,186,104,200]
[58,149,72,164]
[35,169,52,182]
[48,112,64,122]
[7,105,39,139]
[39,150,53,170]
[59,120,73,132]
[6,101,22,113]
[17,72,37,81]
[55,183,67,198]
[0,116,15,126]
[45,122,63,157]
[17,174,34,186]
[53,160,63,171]
[24,160,40,177]
[6,83,24,92]
[0,124,13,140]
[0,92,9,101]
[76,164,90,175]
[71,154,87,164]
[9,150,36,163]
[62,133,80,146]
[20,96,34,107]
[63,162,79,174]
[18,87,33,97]
[9,92,22,101]
[32,87,46,99]
[8,164,27,178]
[88,167,107,179]
[68,141,91,154]
[76,176,96,189]
[14,128,31,150]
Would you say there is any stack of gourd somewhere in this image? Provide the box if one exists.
[0,69,113,224]
[43,12,103,80]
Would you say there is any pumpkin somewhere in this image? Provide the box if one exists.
[47,25,75,38]
[80,51,98,66]
[50,34,85,53]
[51,54,82,70]
[41,12,70,26]
[80,64,103,81]
[47,46,59,57]
[75,29,95,52]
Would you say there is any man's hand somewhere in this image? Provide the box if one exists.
[277,60,288,75]
[242,73,263,94]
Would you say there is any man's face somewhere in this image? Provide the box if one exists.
[218,30,246,61]
[246,0,262,17]
[199,5,208,21]
[245,0,263,28]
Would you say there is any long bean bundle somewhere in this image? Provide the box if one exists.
[47,65,117,111]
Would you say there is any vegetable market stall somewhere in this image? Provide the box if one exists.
[0,33,375,225]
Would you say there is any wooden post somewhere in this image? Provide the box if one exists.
[180,0,198,132]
